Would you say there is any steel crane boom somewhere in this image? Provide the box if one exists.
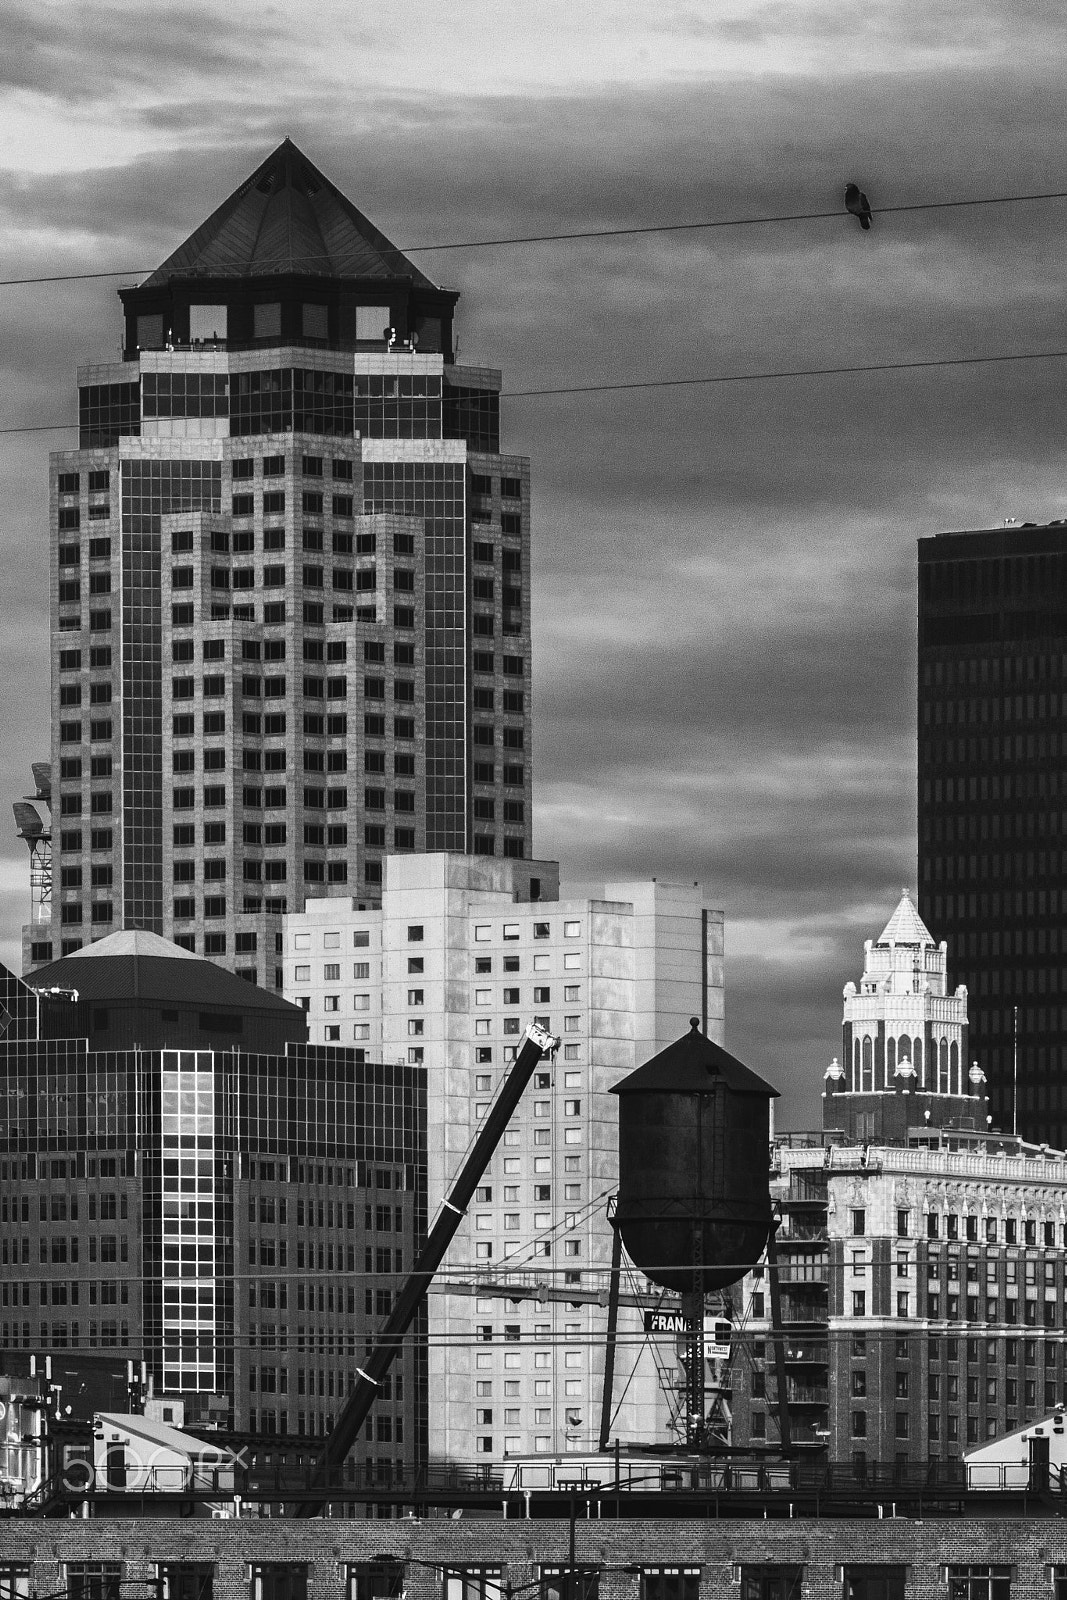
[296,1020,560,1514]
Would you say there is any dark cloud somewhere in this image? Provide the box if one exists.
[0,3,284,102]
[1,28,1065,1118]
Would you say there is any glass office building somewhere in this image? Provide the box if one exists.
[30,138,532,982]
[917,520,1067,1144]
[0,931,426,1454]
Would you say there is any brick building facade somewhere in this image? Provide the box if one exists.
[0,1512,1058,1600]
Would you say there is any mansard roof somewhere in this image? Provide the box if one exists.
[140,138,439,290]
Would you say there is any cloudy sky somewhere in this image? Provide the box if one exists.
[1,0,1065,1125]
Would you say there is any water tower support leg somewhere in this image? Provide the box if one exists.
[680,1288,706,1451]
[766,1221,793,1454]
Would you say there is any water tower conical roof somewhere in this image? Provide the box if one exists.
[611,1018,778,1097]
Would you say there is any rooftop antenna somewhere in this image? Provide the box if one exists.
[1013,1006,1019,1138]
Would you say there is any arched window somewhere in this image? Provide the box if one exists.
[887,1035,897,1082]
[853,1036,862,1092]
[862,1035,873,1091]
[939,1037,950,1094]
[914,1037,923,1087]
[950,1040,960,1096]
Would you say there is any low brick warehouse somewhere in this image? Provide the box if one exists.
[0,1515,1064,1600]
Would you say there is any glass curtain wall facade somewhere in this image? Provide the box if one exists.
[31,141,533,983]
[917,522,1067,1144]
[0,1016,426,1451]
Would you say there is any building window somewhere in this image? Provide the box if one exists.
[540,1572,599,1600]
[65,1566,122,1600]
[157,1568,214,1600]
[250,1569,309,1600]
[739,1572,801,1600]
[851,1208,866,1236]
[842,1569,907,1600]
[946,1570,1012,1600]
[346,1566,404,1600]
[641,1573,701,1600]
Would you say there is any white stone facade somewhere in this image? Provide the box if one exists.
[284,851,726,1460]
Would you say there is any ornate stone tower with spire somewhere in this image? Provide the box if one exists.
[823,889,989,1141]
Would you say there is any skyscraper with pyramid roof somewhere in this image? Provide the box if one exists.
[31,140,533,981]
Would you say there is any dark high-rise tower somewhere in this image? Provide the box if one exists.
[917,520,1067,1143]
[31,139,532,980]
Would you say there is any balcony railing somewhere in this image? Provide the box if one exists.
[782,1342,829,1365]
[785,1381,829,1405]
[778,1260,829,1286]
[779,1223,829,1245]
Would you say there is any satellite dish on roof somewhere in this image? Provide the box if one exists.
[13,802,45,842]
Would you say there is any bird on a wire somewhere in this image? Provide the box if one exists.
[844,182,873,230]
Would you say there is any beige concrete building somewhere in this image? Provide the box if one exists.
[284,851,725,1460]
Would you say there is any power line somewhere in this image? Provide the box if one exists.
[5,342,1067,440]
[0,422,76,435]
[4,185,1067,288]
[404,188,1067,251]
[501,346,1067,399]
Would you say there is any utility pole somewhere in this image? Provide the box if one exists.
[1013,1005,1019,1138]
[556,1479,585,1600]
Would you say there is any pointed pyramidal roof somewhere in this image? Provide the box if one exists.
[28,928,300,1014]
[58,928,198,961]
[876,888,935,948]
[140,138,439,290]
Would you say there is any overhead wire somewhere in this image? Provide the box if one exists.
[6,343,1067,440]
[6,1327,1051,1358]
[3,1225,1053,1283]
[3,182,1066,434]
[3,183,1067,288]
